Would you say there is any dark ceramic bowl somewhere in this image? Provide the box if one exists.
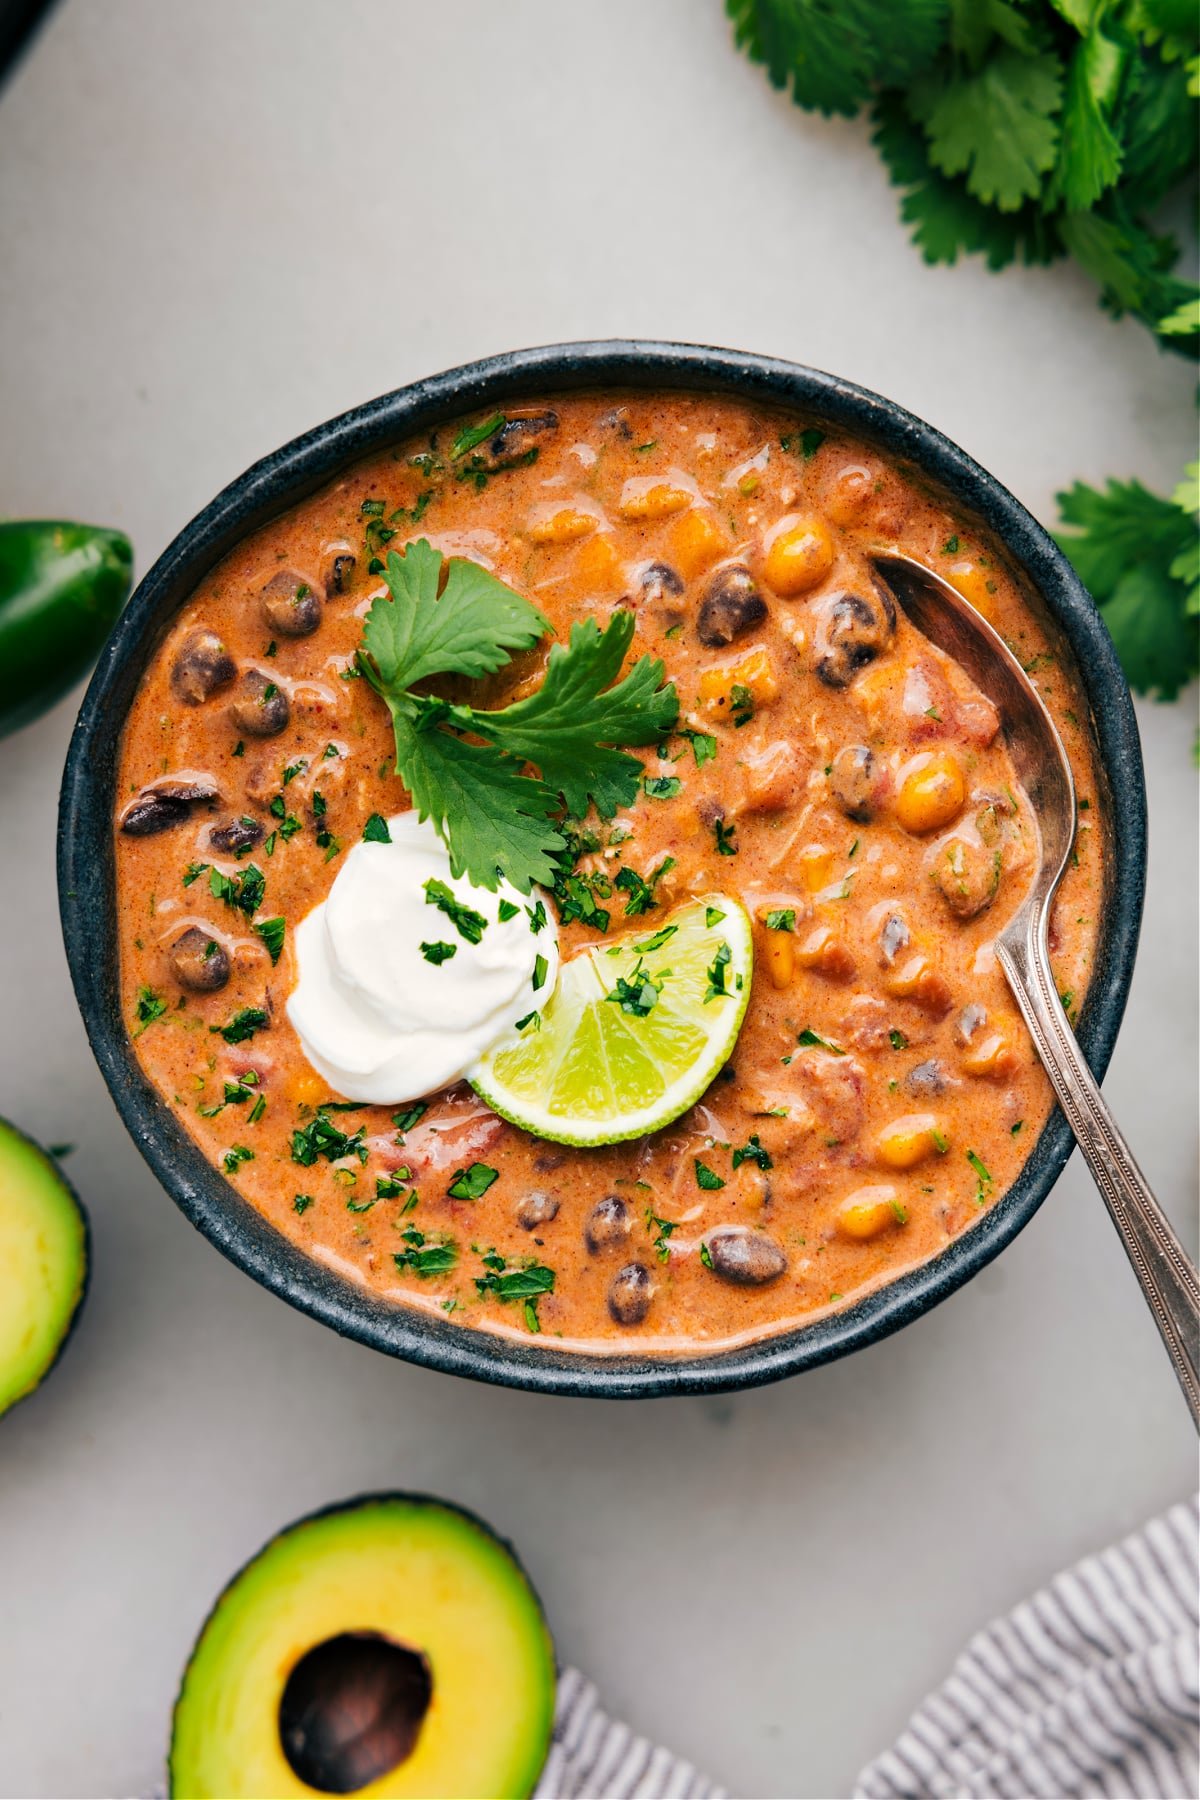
[58,342,1146,1398]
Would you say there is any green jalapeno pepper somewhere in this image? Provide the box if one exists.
[0,520,133,738]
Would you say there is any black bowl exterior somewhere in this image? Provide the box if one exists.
[57,342,1146,1398]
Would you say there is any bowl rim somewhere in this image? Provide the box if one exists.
[57,339,1147,1398]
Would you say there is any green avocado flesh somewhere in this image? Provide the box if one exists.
[0,1120,88,1419]
[170,1494,556,1799]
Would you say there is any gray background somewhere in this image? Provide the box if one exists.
[0,4,1196,1796]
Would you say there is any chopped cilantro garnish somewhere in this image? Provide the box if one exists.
[293,1193,314,1214]
[447,1162,498,1201]
[704,942,732,1003]
[498,899,520,921]
[796,1028,845,1055]
[291,1110,367,1167]
[765,908,795,932]
[615,856,674,916]
[889,1029,908,1050]
[254,917,285,964]
[474,1250,555,1329]
[420,940,456,965]
[222,1145,253,1175]
[714,819,737,856]
[732,1134,772,1171]
[392,1102,428,1135]
[694,1159,725,1191]
[209,863,265,917]
[643,774,683,799]
[606,959,666,1017]
[680,728,718,767]
[211,1006,269,1046]
[362,812,392,843]
[182,861,208,887]
[133,985,167,1036]
[393,1226,458,1277]
[705,905,726,928]
[424,877,488,945]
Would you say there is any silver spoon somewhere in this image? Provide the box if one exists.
[873,551,1200,1425]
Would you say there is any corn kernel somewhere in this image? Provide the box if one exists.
[946,558,999,624]
[528,506,598,547]
[288,1070,326,1108]
[763,931,795,989]
[698,644,779,715]
[960,1032,1019,1079]
[837,1186,904,1241]
[798,847,834,891]
[895,752,965,835]
[876,1113,946,1170]
[763,513,835,596]
[618,479,694,522]
[574,533,623,591]
[669,508,729,579]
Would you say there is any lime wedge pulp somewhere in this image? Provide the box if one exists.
[469,894,753,1146]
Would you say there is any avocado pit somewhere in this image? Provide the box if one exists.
[278,1631,433,1794]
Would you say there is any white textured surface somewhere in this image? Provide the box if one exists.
[0,5,1196,1797]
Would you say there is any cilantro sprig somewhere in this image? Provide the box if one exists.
[727,3,1199,703]
[358,541,678,890]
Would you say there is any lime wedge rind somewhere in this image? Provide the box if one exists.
[469,894,753,1146]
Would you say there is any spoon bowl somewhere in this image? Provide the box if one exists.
[874,551,1200,1424]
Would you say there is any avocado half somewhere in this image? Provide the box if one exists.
[170,1494,557,1799]
[0,1118,89,1419]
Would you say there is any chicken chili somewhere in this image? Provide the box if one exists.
[115,393,1102,1354]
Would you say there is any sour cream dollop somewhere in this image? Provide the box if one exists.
[287,812,559,1103]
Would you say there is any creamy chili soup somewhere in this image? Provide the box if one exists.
[115,394,1102,1353]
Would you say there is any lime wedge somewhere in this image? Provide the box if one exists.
[469,894,753,1146]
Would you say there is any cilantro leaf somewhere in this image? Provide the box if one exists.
[872,93,1062,269]
[391,704,562,891]
[727,0,947,118]
[911,48,1063,212]
[359,544,677,889]
[361,539,549,691]
[1048,28,1124,212]
[465,612,678,817]
[1055,474,1199,697]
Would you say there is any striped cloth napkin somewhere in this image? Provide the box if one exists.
[536,1499,1198,1800]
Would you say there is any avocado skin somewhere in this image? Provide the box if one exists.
[0,520,133,737]
[169,1491,557,1800]
[0,1117,90,1420]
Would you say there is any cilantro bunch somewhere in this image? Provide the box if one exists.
[358,539,678,890]
[728,0,1199,699]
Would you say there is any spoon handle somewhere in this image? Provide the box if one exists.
[998,932,1200,1428]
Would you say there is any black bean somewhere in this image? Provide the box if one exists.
[697,565,768,647]
[120,776,220,836]
[231,669,290,737]
[517,1190,560,1231]
[879,912,911,964]
[829,745,877,822]
[584,1195,631,1253]
[955,1003,988,1047]
[171,629,236,705]
[608,1262,654,1325]
[209,815,264,855]
[704,1229,787,1286]
[169,926,230,992]
[325,551,357,594]
[812,583,896,688]
[474,412,559,471]
[120,793,190,836]
[905,1059,951,1098]
[261,570,324,637]
[638,560,684,600]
